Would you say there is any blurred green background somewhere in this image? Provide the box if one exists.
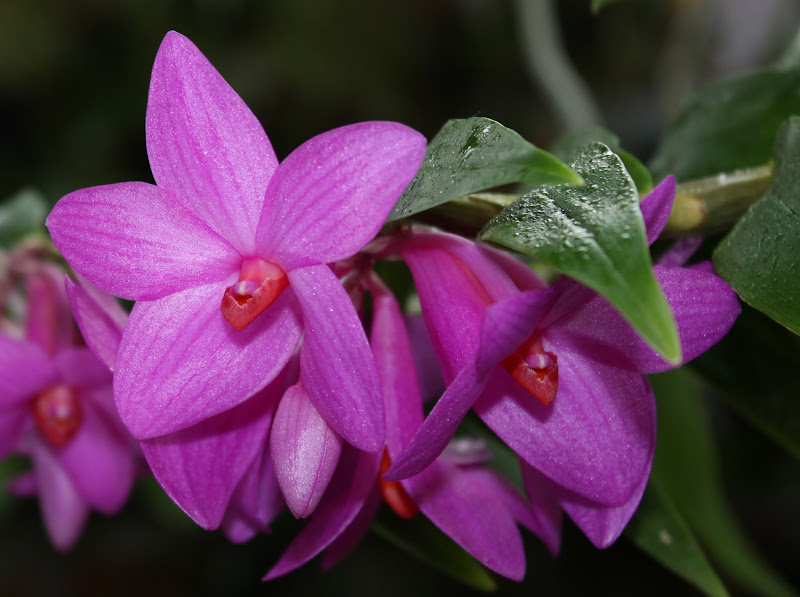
[2,0,799,595]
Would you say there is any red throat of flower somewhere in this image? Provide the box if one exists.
[31,384,82,449]
[378,450,419,520]
[501,332,558,406]
[221,258,289,331]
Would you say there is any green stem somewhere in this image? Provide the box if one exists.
[415,165,774,239]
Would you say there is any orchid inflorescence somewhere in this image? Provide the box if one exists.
[1,32,739,582]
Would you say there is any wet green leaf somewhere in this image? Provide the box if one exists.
[388,117,581,221]
[650,66,800,181]
[626,480,728,597]
[480,143,681,363]
[651,369,798,597]
[373,511,496,591]
[0,187,48,248]
[714,117,800,335]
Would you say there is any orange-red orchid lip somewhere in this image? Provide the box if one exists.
[221,258,289,330]
[31,383,82,449]
[501,332,558,406]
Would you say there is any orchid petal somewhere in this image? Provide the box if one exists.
[549,265,740,373]
[0,335,56,406]
[405,315,445,401]
[146,31,277,255]
[58,398,135,513]
[66,276,126,371]
[384,291,546,481]
[29,438,89,552]
[47,182,238,300]
[257,122,425,269]
[321,486,382,571]
[475,347,656,506]
[0,408,28,458]
[55,347,112,389]
[142,383,279,530]
[264,447,380,580]
[25,266,75,355]
[519,462,563,556]
[115,281,302,438]
[290,265,384,452]
[640,176,676,244]
[555,455,652,548]
[405,461,527,580]
[657,236,705,268]
[271,381,344,519]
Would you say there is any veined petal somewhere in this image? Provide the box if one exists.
[640,176,676,244]
[115,281,302,438]
[384,291,546,481]
[66,276,126,371]
[519,462,564,556]
[290,265,384,453]
[257,122,425,269]
[141,383,279,529]
[29,437,89,552]
[271,381,343,519]
[405,461,527,581]
[475,347,656,506]
[147,31,278,255]
[0,335,56,406]
[57,398,135,514]
[264,447,380,580]
[555,455,652,548]
[47,182,238,301]
[549,266,740,373]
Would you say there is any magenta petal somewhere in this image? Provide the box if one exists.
[257,122,425,269]
[640,176,676,245]
[66,276,126,371]
[556,456,651,549]
[147,31,278,255]
[475,348,656,506]
[0,335,56,405]
[321,489,382,571]
[30,438,89,551]
[58,399,135,513]
[290,265,384,453]
[519,462,564,556]
[24,266,75,355]
[142,384,279,529]
[115,281,302,438]
[271,382,344,519]
[55,347,111,389]
[551,266,740,373]
[405,461,527,580]
[657,236,705,268]
[0,408,28,458]
[47,182,238,301]
[264,447,380,580]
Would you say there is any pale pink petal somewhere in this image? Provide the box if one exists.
[290,265,384,453]
[549,266,740,373]
[405,461,527,580]
[58,399,135,513]
[114,281,302,438]
[555,455,652,548]
[520,462,564,556]
[475,346,655,506]
[47,182,238,300]
[640,176,676,244]
[146,31,278,255]
[29,438,89,551]
[141,383,279,529]
[264,447,380,580]
[271,381,343,519]
[257,122,425,269]
[0,334,56,406]
[66,276,125,371]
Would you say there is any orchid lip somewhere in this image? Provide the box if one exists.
[31,383,82,449]
[221,258,289,330]
[501,332,559,406]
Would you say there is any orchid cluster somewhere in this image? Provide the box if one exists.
[1,32,741,584]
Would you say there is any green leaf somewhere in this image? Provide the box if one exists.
[591,0,629,14]
[551,126,653,194]
[714,117,800,335]
[651,369,798,597]
[626,480,729,597]
[0,187,48,248]
[480,142,681,363]
[650,65,800,181]
[388,117,581,221]
[372,511,496,591]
